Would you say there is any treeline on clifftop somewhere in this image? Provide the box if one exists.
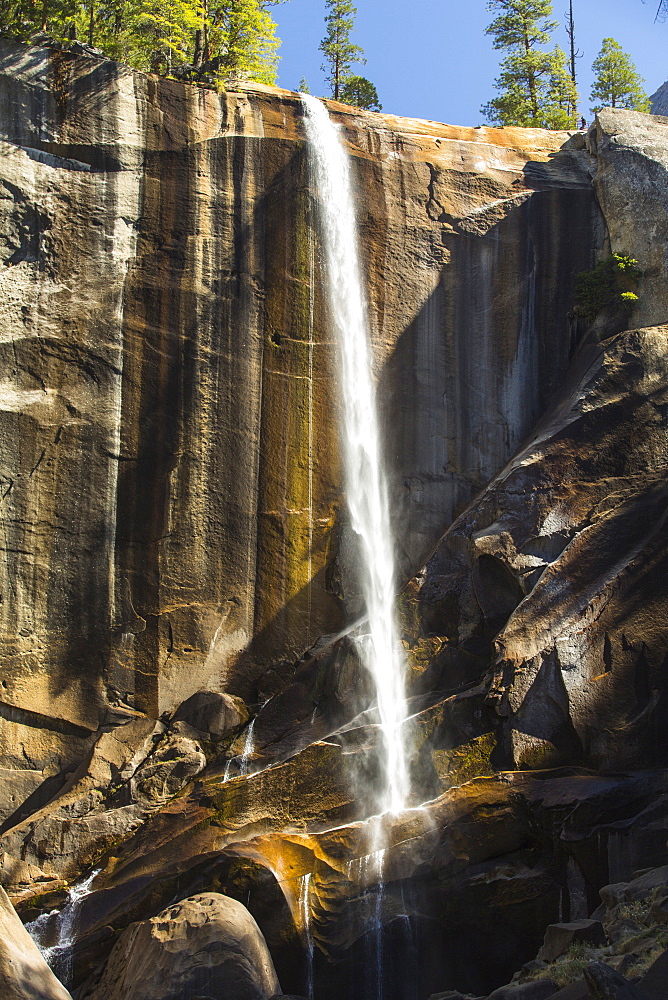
[482,0,649,128]
[0,0,281,84]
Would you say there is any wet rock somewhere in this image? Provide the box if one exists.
[81,892,280,1000]
[538,921,607,963]
[0,885,72,999]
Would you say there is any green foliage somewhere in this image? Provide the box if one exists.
[208,0,280,84]
[0,0,281,84]
[319,0,364,100]
[574,253,641,324]
[590,38,650,113]
[481,0,578,129]
[298,76,310,93]
[339,74,381,111]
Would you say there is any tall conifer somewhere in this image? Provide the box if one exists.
[590,38,649,113]
[481,0,578,129]
[319,0,364,100]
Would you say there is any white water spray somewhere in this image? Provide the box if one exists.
[27,869,99,987]
[301,94,409,815]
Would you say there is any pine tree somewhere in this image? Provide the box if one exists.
[340,74,381,110]
[319,0,364,100]
[481,0,578,129]
[590,38,650,113]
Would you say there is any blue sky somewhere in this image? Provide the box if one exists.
[272,0,666,125]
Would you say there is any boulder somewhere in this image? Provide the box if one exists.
[172,692,248,739]
[0,885,72,999]
[82,892,280,1000]
[538,921,607,963]
[590,108,668,329]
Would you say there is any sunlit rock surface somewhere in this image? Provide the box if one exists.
[589,108,668,329]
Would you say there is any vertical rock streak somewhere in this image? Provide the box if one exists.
[301,95,409,815]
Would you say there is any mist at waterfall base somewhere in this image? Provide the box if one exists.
[301,92,410,820]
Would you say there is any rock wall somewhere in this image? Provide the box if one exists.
[0,37,601,814]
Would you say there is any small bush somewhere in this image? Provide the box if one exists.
[574,254,641,324]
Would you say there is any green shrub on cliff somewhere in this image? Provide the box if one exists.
[574,253,641,324]
[0,0,281,84]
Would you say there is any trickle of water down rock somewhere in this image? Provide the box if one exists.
[302,93,410,817]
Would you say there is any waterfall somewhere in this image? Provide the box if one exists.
[27,869,99,987]
[238,716,256,776]
[301,94,409,816]
[299,873,315,999]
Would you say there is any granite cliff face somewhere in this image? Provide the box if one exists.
[0,37,601,816]
[1,35,668,1000]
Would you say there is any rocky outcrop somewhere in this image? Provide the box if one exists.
[80,892,280,1000]
[589,109,668,329]
[27,767,668,999]
[649,82,668,116]
[415,324,668,771]
[0,884,72,1000]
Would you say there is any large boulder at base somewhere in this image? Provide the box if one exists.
[82,892,280,1000]
[0,885,72,1000]
[538,920,606,963]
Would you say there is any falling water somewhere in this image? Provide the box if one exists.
[222,716,257,781]
[345,847,387,1000]
[238,716,256,776]
[27,869,99,987]
[299,873,315,999]
[301,94,409,815]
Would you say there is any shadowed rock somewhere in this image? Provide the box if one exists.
[80,892,280,1000]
